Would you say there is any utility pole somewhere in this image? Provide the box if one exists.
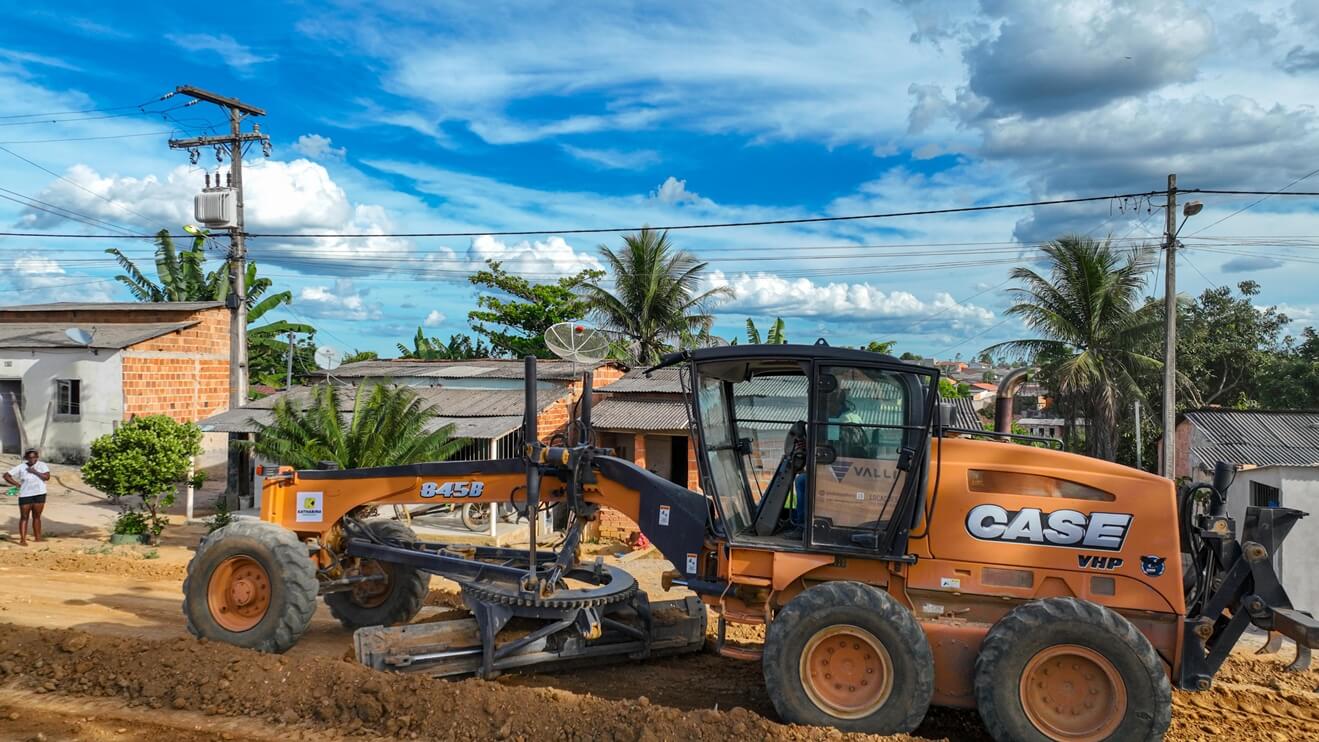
[169,86,269,506]
[1161,174,1177,480]
[1134,399,1143,468]
[285,331,296,389]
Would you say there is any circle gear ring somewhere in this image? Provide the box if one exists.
[459,563,638,610]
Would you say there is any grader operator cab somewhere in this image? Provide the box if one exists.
[184,345,1319,740]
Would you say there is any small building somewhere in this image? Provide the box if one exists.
[1171,409,1319,611]
[0,302,231,463]
[1015,417,1085,440]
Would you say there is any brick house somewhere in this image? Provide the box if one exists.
[0,302,231,463]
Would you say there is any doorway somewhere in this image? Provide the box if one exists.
[0,380,21,454]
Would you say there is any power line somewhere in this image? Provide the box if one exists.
[0,131,173,145]
[1184,171,1319,237]
[0,146,160,228]
[0,94,176,120]
[0,191,136,235]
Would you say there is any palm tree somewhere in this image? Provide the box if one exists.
[252,383,465,470]
[584,228,732,365]
[397,328,491,360]
[983,235,1162,461]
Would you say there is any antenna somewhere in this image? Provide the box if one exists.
[313,346,342,371]
[64,328,93,346]
[544,322,609,365]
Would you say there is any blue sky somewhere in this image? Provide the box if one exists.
[1,1,1318,359]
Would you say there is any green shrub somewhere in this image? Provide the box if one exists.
[83,415,202,538]
[112,510,149,536]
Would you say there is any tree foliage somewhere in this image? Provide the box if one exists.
[397,328,491,360]
[583,228,732,365]
[108,229,314,386]
[985,235,1162,461]
[938,378,972,398]
[745,318,787,344]
[467,260,602,358]
[252,383,465,470]
[83,415,202,536]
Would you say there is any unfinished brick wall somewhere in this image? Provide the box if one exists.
[121,307,231,422]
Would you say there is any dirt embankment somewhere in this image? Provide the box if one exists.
[0,625,924,742]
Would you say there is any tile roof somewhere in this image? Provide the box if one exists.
[591,398,690,433]
[0,321,197,349]
[1185,409,1319,468]
[0,301,223,312]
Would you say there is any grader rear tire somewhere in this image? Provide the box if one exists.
[324,519,429,629]
[183,521,318,653]
[763,581,933,734]
[974,597,1171,742]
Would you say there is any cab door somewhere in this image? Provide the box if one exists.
[807,362,933,557]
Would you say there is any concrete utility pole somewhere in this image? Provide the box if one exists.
[285,331,296,389]
[1161,174,1177,480]
[169,86,269,506]
[1134,399,1143,469]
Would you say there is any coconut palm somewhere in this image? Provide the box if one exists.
[983,235,1163,461]
[584,228,732,365]
[252,383,465,470]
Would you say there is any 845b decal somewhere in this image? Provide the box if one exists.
[420,481,486,498]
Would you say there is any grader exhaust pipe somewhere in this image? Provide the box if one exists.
[993,367,1035,434]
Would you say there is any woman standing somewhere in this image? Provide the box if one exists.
[5,448,50,546]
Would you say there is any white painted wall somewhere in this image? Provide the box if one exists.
[0,349,124,463]
[1227,466,1319,615]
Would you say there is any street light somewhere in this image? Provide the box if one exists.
[1183,200,1204,217]
[1161,191,1203,479]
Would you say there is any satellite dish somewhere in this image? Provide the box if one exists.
[64,327,93,346]
[544,322,609,365]
[313,346,342,370]
[700,335,730,348]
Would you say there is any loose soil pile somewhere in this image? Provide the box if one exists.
[0,543,189,582]
[0,625,924,742]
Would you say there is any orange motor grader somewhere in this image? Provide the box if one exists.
[183,346,1318,740]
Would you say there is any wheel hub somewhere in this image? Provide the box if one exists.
[799,625,893,719]
[207,555,272,633]
[1020,644,1126,741]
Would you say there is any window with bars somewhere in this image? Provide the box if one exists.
[56,379,81,417]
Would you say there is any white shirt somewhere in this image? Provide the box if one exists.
[8,461,49,498]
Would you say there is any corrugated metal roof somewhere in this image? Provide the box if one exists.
[1186,410,1319,468]
[0,301,222,312]
[0,321,197,349]
[308,358,620,382]
[603,368,685,394]
[944,396,981,428]
[240,384,569,417]
[592,398,690,432]
[199,408,522,439]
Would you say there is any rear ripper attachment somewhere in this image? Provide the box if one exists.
[349,356,707,678]
[1178,462,1319,689]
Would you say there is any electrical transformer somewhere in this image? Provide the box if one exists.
[194,188,237,229]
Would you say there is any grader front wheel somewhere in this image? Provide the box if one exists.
[763,581,933,734]
[183,521,318,653]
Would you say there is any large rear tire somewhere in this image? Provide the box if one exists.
[763,581,933,733]
[324,519,429,629]
[183,520,318,653]
[974,597,1171,742]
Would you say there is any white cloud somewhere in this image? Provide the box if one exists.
[561,145,660,170]
[707,270,995,328]
[292,134,346,160]
[421,235,603,279]
[651,176,709,206]
[6,255,113,303]
[296,279,382,321]
[423,309,445,327]
[166,33,275,72]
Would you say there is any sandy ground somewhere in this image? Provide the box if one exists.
[0,465,1313,740]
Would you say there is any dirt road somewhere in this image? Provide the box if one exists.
[0,537,1314,741]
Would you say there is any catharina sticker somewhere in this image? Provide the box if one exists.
[965,505,1132,551]
[295,492,324,523]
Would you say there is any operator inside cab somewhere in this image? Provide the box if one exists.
[782,385,874,539]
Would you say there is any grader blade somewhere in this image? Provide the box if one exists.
[355,595,707,679]
[1285,642,1312,672]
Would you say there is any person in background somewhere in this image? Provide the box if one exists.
[5,448,50,546]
